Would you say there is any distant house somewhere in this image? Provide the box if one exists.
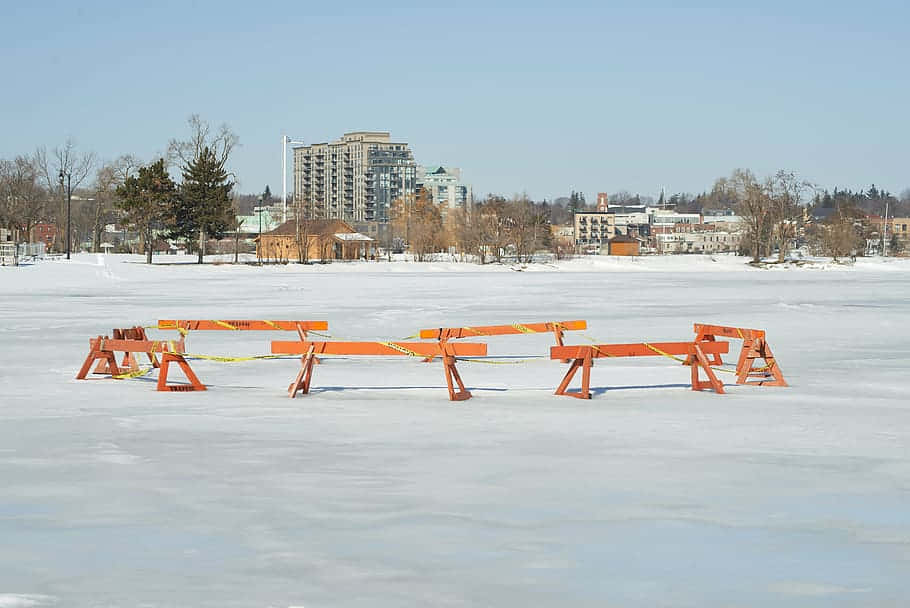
[31,223,57,250]
[255,219,374,261]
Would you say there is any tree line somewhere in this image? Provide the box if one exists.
[0,115,238,264]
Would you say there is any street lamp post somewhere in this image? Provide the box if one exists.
[257,196,263,264]
[59,170,72,260]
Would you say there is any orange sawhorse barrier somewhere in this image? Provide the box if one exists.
[689,324,787,387]
[93,326,160,374]
[270,340,488,401]
[77,336,205,392]
[550,341,730,399]
[419,320,586,362]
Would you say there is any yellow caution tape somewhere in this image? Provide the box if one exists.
[379,342,424,358]
[113,366,156,379]
[642,342,688,363]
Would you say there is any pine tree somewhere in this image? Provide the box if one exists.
[171,146,235,263]
[115,159,176,264]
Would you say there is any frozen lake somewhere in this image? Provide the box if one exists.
[1,254,908,607]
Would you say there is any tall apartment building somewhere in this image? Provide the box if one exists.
[416,166,472,213]
[293,132,416,224]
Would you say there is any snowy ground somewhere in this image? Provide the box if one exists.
[1,254,908,607]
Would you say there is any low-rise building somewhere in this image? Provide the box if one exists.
[608,234,641,256]
[655,229,740,254]
[31,223,57,250]
[256,219,375,261]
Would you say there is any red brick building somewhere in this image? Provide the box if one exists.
[31,223,57,249]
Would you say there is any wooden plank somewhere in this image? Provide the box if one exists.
[271,341,487,357]
[550,341,729,360]
[693,323,764,340]
[158,320,329,331]
[99,339,186,353]
[419,320,587,339]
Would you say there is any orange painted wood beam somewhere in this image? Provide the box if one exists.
[99,338,186,354]
[158,320,329,331]
[419,320,586,340]
[551,341,729,360]
[693,323,765,340]
[271,341,487,357]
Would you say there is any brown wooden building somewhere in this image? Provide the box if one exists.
[256,219,375,261]
[608,234,641,256]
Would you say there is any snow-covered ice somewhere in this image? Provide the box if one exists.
[1,254,908,607]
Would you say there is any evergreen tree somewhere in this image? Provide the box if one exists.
[171,146,235,263]
[263,185,272,204]
[115,158,175,264]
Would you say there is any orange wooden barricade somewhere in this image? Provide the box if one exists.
[270,340,488,401]
[419,320,586,362]
[690,323,787,387]
[550,341,730,399]
[93,326,160,374]
[77,335,205,392]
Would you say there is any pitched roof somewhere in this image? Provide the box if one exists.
[262,219,354,237]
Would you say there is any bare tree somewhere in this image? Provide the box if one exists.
[507,195,551,263]
[34,140,96,252]
[168,115,239,260]
[91,155,138,252]
[819,209,863,261]
[727,169,772,263]
[0,156,46,241]
[768,170,812,262]
[168,114,239,170]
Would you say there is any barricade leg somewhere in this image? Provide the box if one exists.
[157,353,206,392]
[424,337,446,363]
[94,329,124,374]
[685,329,723,366]
[553,326,569,363]
[442,355,472,401]
[289,346,316,398]
[689,344,725,394]
[295,324,320,365]
[736,338,787,387]
[554,350,593,399]
[77,338,120,379]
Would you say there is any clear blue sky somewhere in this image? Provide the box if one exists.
[2,0,908,200]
